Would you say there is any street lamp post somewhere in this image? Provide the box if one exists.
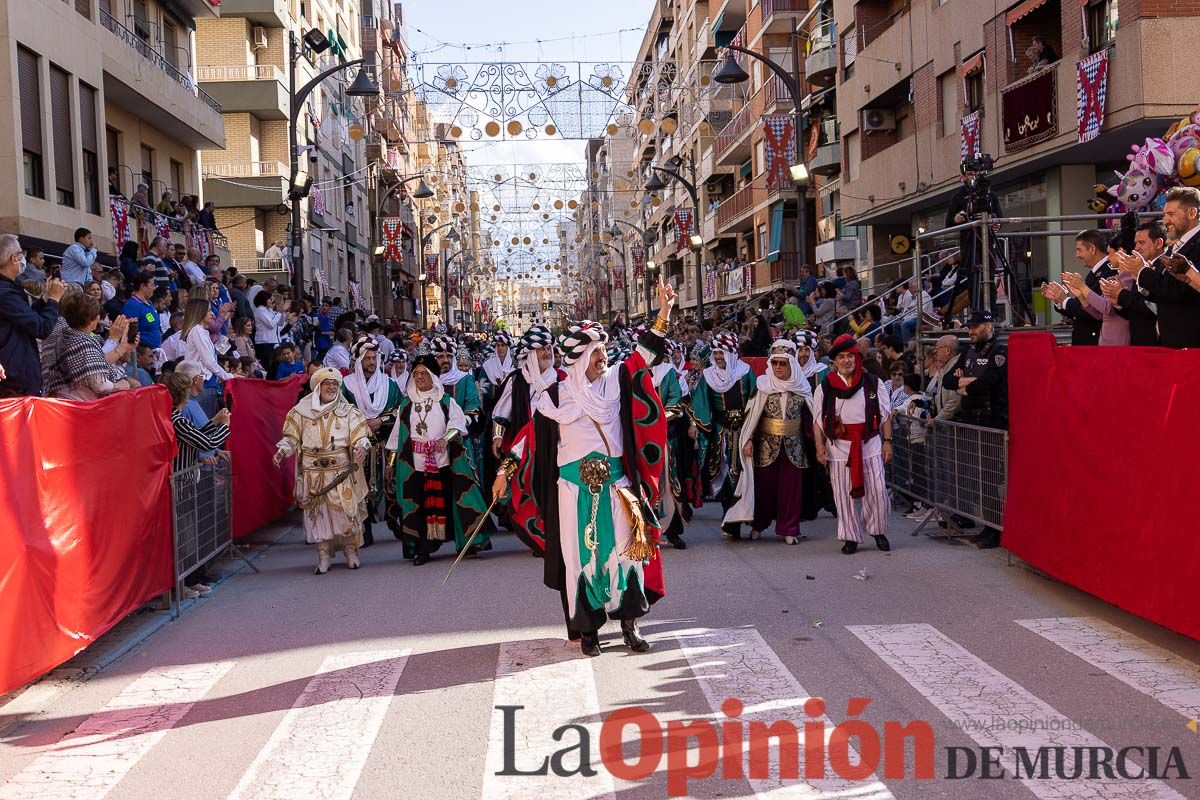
[418,220,459,327]
[647,160,706,319]
[713,25,811,277]
[600,241,628,324]
[288,29,378,302]
[375,174,433,321]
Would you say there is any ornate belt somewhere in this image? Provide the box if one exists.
[301,450,350,471]
[759,417,801,436]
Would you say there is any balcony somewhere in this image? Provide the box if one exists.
[811,119,841,177]
[201,161,289,208]
[99,9,224,150]
[715,89,762,166]
[768,252,803,284]
[218,0,289,26]
[762,0,806,34]
[805,27,838,87]
[716,180,763,232]
[197,64,288,120]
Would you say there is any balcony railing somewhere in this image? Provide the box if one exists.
[201,161,288,178]
[100,9,221,113]
[716,181,764,228]
[768,252,803,284]
[716,92,760,157]
[763,0,806,19]
[196,64,285,83]
[119,199,230,250]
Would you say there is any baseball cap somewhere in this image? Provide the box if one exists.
[966,309,993,326]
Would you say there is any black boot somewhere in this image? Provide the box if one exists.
[874,534,891,552]
[841,540,858,555]
[974,528,1001,549]
[621,619,650,652]
[666,533,687,550]
[413,551,430,566]
[722,523,742,540]
[579,630,602,657]
[361,520,374,549]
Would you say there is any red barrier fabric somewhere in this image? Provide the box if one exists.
[743,356,768,375]
[0,387,176,695]
[1004,333,1200,640]
[225,375,304,538]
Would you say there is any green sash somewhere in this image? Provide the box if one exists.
[560,453,626,610]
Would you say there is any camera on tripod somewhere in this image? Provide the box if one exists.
[961,153,995,210]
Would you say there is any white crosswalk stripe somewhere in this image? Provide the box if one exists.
[0,661,234,800]
[226,649,410,800]
[674,627,894,799]
[1016,617,1200,722]
[849,623,1188,800]
[481,639,615,799]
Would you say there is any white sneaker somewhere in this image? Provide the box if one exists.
[193,583,213,596]
[180,586,200,600]
[907,509,933,522]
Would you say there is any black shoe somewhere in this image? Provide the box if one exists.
[531,549,544,559]
[722,523,742,540]
[874,534,891,552]
[580,630,602,657]
[361,524,374,548]
[666,534,687,550]
[413,552,430,566]
[841,541,858,555]
[621,619,650,652]
[975,529,1001,549]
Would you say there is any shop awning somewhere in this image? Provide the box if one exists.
[960,51,985,76]
[1005,0,1051,27]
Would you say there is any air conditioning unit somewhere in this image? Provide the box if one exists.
[252,26,268,49]
[861,108,896,132]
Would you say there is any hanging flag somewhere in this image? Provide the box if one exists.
[762,115,797,191]
[381,217,404,261]
[1076,49,1109,143]
[630,245,646,278]
[673,208,694,252]
[154,213,171,242]
[136,213,151,257]
[311,186,327,216]
[110,197,129,251]
[960,111,982,160]
[612,263,624,290]
[349,280,362,310]
[423,253,439,278]
[705,264,716,300]
[744,261,752,299]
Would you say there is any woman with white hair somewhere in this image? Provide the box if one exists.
[273,368,372,574]
[495,278,676,657]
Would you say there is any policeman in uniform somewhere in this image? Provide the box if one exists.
[943,309,1007,430]
[942,309,1007,549]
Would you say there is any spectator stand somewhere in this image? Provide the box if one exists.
[169,459,258,619]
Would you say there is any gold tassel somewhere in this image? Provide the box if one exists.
[615,487,656,562]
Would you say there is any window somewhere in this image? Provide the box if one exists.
[75,0,90,20]
[106,127,120,192]
[133,0,150,39]
[939,70,958,137]
[162,22,177,69]
[1087,0,1118,53]
[18,47,43,198]
[846,131,860,182]
[80,82,99,214]
[140,144,153,192]
[50,65,75,207]
[842,26,857,77]
[170,159,183,198]
[966,71,984,113]
[756,223,767,259]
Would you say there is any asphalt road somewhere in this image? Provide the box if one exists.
[1,505,1198,800]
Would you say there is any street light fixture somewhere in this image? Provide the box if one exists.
[789,163,810,184]
[644,171,668,192]
[710,53,751,85]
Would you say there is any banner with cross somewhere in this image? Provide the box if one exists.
[110,197,129,251]
[630,245,646,278]
[763,116,797,192]
[1076,49,1109,143]
[673,208,694,252]
[960,111,982,160]
[423,253,439,279]
[381,218,405,261]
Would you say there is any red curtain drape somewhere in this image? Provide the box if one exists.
[1004,333,1200,640]
[0,387,176,695]
[225,375,304,538]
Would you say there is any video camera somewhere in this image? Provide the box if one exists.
[961,153,996,211]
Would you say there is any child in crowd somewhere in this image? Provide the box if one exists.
[274,344,306,379]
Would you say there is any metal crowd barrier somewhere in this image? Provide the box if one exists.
[890,415,1008,533]
[170,460,256,617]
[363,443,389,521]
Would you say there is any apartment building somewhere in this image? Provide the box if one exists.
[835,0,1200,288]
[3,0,227,260]
[195,0,370,306]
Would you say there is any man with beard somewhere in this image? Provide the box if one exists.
[725,339,815,545]
[429,334,484,480]
[385,354,491,565]
[491,325,561,555]
[494,279,675,657]
[652,339,692,549]
[813,334,893,555]
[688,331,756,539]
[274,368,372,573]
[343,336,403,547]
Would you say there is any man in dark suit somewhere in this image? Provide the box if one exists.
[1042,229,1110,346]
[1102,220,1163,346]
[1114,187,1200,348]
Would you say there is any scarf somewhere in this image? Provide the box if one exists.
[757,343,812,398]
[406,371,445,404]
[439,362,467,388]
[345,360,391,418]
[796,349,824,381]
[703,352,750,394]
[521,349,554,393]
[482,352,513,385]
[536,340,620,426]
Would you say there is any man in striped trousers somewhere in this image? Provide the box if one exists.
[812,334,893,555]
